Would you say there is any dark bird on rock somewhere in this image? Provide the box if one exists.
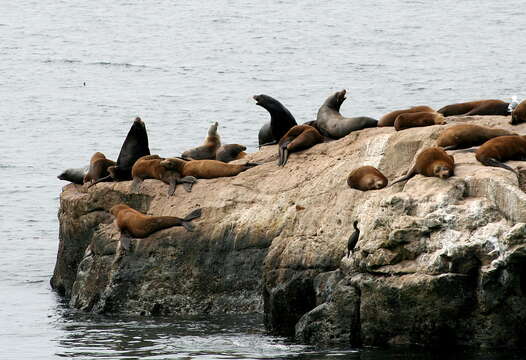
[347,220,360,257]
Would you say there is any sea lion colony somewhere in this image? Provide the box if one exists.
[58,93,525,249]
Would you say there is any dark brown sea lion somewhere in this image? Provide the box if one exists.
[511,99,526,125]
[216,144,247,163]
[110,203,202,239]
[254,94,297,146]
[316,89,377,139]
[394,112,445,131]
[159,158,258,190]
[437,124,517,150]
[57,166,89,184]
[130,155,197,195]
[378,106,435,127]
[277,125,323,166]
[391,147,455,185]
[475,135,526,177]
[83,152,116,184]
[437,100,510,117]
[181,122,221,160]
[347,166,388,191]
[89,117,150,187]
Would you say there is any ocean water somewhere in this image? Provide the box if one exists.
[0,0,525,358]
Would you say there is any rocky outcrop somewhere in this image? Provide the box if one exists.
[51,115,526,348]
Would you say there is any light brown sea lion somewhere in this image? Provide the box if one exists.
[391,147,455,185]
[378,106,435,127]
[110,204,202,250]
[394,112,445,131]
[181,122,221,160]
[511,99,526,125]
[277,125,323,166]
[83,152,116,184]
[216,144,247,163]
[437,124,517,150]
[130,155,197,195]
[347,166,388,191]
[159,158,258,190]
[437,100,510,117]
[475,136,526,177]
[316,89,378,139]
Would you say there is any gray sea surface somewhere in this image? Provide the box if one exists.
[0,0,525,358]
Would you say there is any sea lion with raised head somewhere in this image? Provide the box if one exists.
[437,100,510,117]
[475,135,526,177]
[437,124,517,150]
[316,89,377,139]
[83,152,116,184]
[378,106,435,127]
[181,122,221,160]
[130,155,197,195]
[159,158,257,190]
[110,203,202,240]
[89,117,150,187]
[57,166,89,185]
[277,125,323,166]
[511,99,526,125]
[394,112,445,131]
[216,144,247,163]
[347,166,388,191]
[253,94,297,146]
[391,147,455,185]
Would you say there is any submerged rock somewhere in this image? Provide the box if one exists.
[51,115,526,348]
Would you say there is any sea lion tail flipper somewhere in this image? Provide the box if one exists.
[88,175,112,188]
[130,177,142,193]
[389,167,416,186]
[277,146,283,166]
[245,162,261,167]
[480,158,519,176]
[183,208,202,222]
[281,148,289,167]
[177,176,198,192]
[168,177,177,196]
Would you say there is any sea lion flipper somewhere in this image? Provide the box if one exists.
[390,166,416,186]
[479,157,519,177]
[167,177,177,196]
[183,208,202,222]
[281,148,289,167]
[130,177,142,193]
[260,140,278,147]
[442,145,457,151]
[88,174,112,188]
[278,146,284,166]
[177,176,197,192]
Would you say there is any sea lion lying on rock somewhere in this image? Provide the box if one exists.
[438,100,510,117]
[347,166,388,191]
[83,152,116,185]
[378,106,435,127]
[277,125,323,166]
[475,135,526,178]
[216,144,247,163]
[437,124,517,150]
[391,147,455,186]
[394,112,445,131]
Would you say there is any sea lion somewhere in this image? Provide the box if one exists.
[159,158,258,189]
[83,152,116,184]
[89,117,150,187]
[277,125,323,166]
[347,166,388,191]
[253,94,297,146]
[57,166,89,185]
[391,147,455,185]
[316,89,377,139]
[110,203,202,239]
[475,135,526,177]
[216,144,247,163]
[437,100,510,117]
[437,124,517,150]
[511,99,526,125]
[378,106,435,127]
[347,221,360,257]
[394,112,445,131]
[181,122,221,160]
[130,155,197,195]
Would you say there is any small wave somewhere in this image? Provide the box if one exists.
[89,61,166,71]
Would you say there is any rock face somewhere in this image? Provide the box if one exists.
[51,116,526,348]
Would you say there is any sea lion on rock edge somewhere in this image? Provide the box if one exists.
[253,94,297,146]
[437,100,510,117]
[394,112,445,131]
[130,155,197,195]
[57,166,89,184]
[216,144,247,163]
[378,106,435,127]
[391,147,455,186]
[181,122,221,160]
[475,135,526,177]
[83,152,116,184]
[316,89,377,139]
[110,204,202,239]
[437,124,517,150]
[347,166,388,191]
[277,125,323,166]
[511,99,526,125]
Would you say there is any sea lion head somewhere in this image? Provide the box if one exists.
[57,170,69,180]
[434,114,446,125]
[160,158,185,171]
[208,122,219,136]
[433,162,453,179]
[326,89,347,110]
[133,117,145,127]
[253,94,282,112]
